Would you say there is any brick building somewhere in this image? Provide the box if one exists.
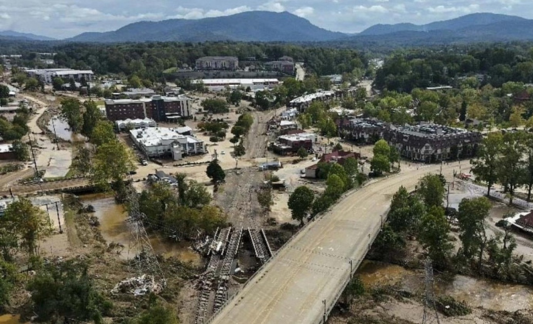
[105,95,192,122]
[343,119,482,163]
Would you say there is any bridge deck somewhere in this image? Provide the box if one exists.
[210,164,459,324]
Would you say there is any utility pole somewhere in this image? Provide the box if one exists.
[55,202,63,234]
[51,116,60,150]
[446,182,451,209]
[27,133,39,178]
[422,258,441,324]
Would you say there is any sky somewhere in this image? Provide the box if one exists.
[0,0,531,39]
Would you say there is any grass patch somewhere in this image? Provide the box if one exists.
[163,67,178,74]
[436,296,472,317]
[63,209,83,248]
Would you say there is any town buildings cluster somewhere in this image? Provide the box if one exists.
[344,118,482,162]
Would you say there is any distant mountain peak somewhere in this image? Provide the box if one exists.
[68,10,345,43]
[359,12,526,36]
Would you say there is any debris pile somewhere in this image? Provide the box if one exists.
[111,274,164,296]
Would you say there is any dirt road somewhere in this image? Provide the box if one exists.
[216,108,284,227]
[210,162,468,324]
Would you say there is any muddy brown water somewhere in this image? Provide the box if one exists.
[357,261,533,312]
[46,116,86,142]
[81,195,202,266]
[0,315,25,324]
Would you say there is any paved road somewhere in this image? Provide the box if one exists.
[211,162,466,324]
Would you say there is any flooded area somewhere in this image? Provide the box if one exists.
[46,116,85,142]
[0,315,25,324]
[81,195,202,266]
[357,261,533,312]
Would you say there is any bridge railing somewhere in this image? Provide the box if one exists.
[317,208,389,324]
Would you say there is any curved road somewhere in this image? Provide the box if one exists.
[211,162,466,324]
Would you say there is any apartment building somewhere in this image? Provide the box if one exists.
[195,56,239,70]
[105,95,192,122]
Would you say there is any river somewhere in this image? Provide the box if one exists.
[357,261,533,312]
[81,195,202,266]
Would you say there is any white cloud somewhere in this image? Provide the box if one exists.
[353,5,388,13]
[427,4,480,14]
[294,6,314,18]
[0,13,10,19]
[257,2,285,12]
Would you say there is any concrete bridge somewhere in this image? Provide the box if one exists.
[209,163,462,324]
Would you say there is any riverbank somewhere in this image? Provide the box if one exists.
[329,261,533,324]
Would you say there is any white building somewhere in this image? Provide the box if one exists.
[115,118,157,131]
[25,68,94,84]
[192,78,279,92]
[130,127,205,160]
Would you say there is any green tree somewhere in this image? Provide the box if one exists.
[0,85,9,98]
[388,186,425,234]
[319,117,337,141]
[81,100,101,138]
[11,140,29,161]
[60,97,83,133]
[72,143,93,175]
[297,147,308,159]
[370,154,390,174]
[417,174,445,209]
[328,163,351,191]
[234,141,246,157]
[52,77,64,91]
[288,186,315,225]
[373,139,390,157]
[228,90,242,106]
[255,91,271,110]
[91,141,135,191]
[343,157,359,179]
[307,102,326,124]
[419,206,453,266]
[324,174,345,200]
[497,132,525,204]
[342,276,365,305]
[184,180,212,208]
[457,197,492,268]
[3,198,50,256]
[206,159,225,184]
[135,301,179,324]
[27,260,112,324]
[471,132,503,196]
[24,77,40,91]
[257,187,274,212]
[90,120,116,146]
[128,75,142,88]
[201,99,229,114]
[0,259,18,309]
[297,113,312,129]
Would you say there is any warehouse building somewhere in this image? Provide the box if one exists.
[130,127,205,161]
[191,78,279,92]
[25,68,94,83]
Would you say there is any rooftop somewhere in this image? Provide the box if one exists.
[0,144,13,153]
[106,95,190,105]
[130,127,201,147]
[290,91,335,104]
[192,78,279,85]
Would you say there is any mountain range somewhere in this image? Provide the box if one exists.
[67,11,345,43]
[4,11,533,45]
[0,30,55,41]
